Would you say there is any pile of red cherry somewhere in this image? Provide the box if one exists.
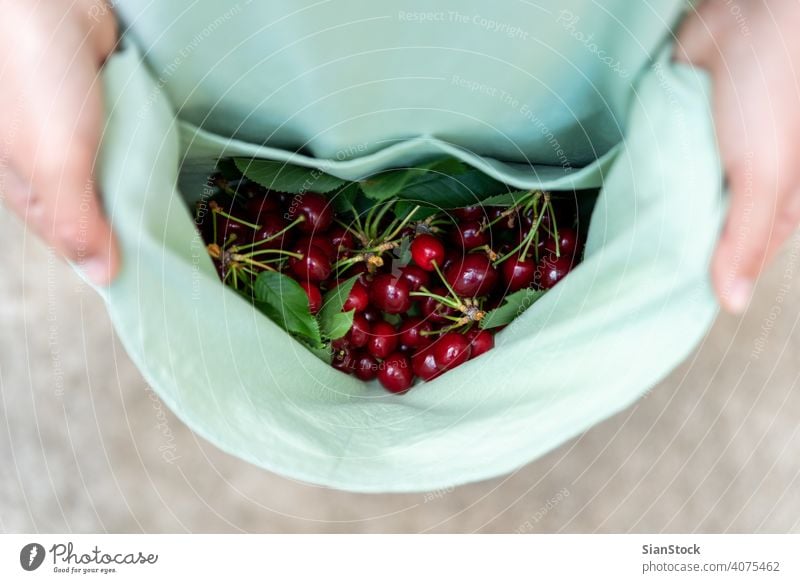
[196,176,583,394]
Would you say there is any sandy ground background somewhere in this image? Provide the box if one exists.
[1,209,798,534]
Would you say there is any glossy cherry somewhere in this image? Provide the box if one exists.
[348,313,370,347]
[450,220,489,251]
[354,352,379,381]
[419,287,458,323]
[400,264,430,291]
[432,332,471,371]
[369,273,412,314]
[465,329,494,358]
[544,227,578,257]
[291,192,333,234]
[444,252,498,297]
[538,253,574,289]
[328,224,355,254]
[367,321,399,359]
[501,255,537,292]
[299,282,322,314]
[398,316,433,349]
[377,353,414,394]
[295,235,336,260]
[342,280,370,312]
[332,346,356,374]
[289,244,332,282]
[452,205,485,221]
[411,234,445,272]
[411,347,440,381]
[250,214,290,249]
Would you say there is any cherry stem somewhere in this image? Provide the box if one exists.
[335,218,368,247]
[431,260,462,304]
[211,204,261,230]
[231,216,306,252]
[367,199,398,240]
[420,317,471,336]
[547,199,560,256]
[382,205,420,241]
[409,287,463,311]
[494,201,548,266]
[482,190,541,231]
[237,249,303,260]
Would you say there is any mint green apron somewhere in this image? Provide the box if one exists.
[94,1,722,491]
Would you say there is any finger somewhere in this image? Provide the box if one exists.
[7,20,120,285]
[674,0,733,67]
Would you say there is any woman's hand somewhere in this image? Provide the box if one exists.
[676,0,800,313]
[0,0,119,284]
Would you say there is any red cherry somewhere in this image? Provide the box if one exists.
[450,220,489,251]
[465,329,494,358]
[367,321,399,359]
[452,205,485,221]
[411,346,440,381]
[419,287,458,323]
[398,316,433,349]
[538,253,574,289]
[348,313,370,347]
[370,273,412,314]
[295,235,336,260]
[544,227,579,257]
[354,352,379,381]
[342,280,369,312]
[400,264,430,291]
[290,193,333,233]
[250,214,290,249]
[411,234,446,272]
[431,332,471,371]
[289,244,331,282]
[501,255,537,292]
[377,353,414,394]
[361,307,382,323]
[332,346,356,374]
[299,282,322,314]
[245,196,280,222]
[444,252,498,297]
[328,224,355,254]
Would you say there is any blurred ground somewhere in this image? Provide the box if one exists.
[1,210,798,533]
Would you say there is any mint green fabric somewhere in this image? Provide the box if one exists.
[94,3,722,492]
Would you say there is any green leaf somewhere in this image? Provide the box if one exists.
[359,157,469,202]
[322,310,355,340]
[331,182,362,215]
[480,288,545,329]
[480,190,535,207]
[308,344,333,364]
[234,159,346,194]
[253,271,322,345]
[319,274,360,339]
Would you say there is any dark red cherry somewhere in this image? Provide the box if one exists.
[369,274,412,314]
[377,353,414,394]
[349,314,370,347]
[450,220,489,251]
[544,227,579,257]
[411,346,440,381]
[295,235,336,260]
[411,234,445,272]
[398,317,432,349]
[216,217,247,244]
[419,287,458,323]
[452,205,485,221]
[290,193,333,233]
[501,255,537,292]
[354,352,379,381]
[444,252,498,297]
[250,214,290,249]
[332,346,356,374]
[328,224,355,254]
[245,196,280,222]
[538,253,574,289]
[367,321,399,359]
[400,264,430,291]
[431,332,471,371]
[289,244,331,282]
[299,282,322,314]
[465,329,494,358]
[342,280,369,312]
[361,307,382,323]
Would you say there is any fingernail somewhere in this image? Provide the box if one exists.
[726,278,752,314]
[80,256,110,286]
